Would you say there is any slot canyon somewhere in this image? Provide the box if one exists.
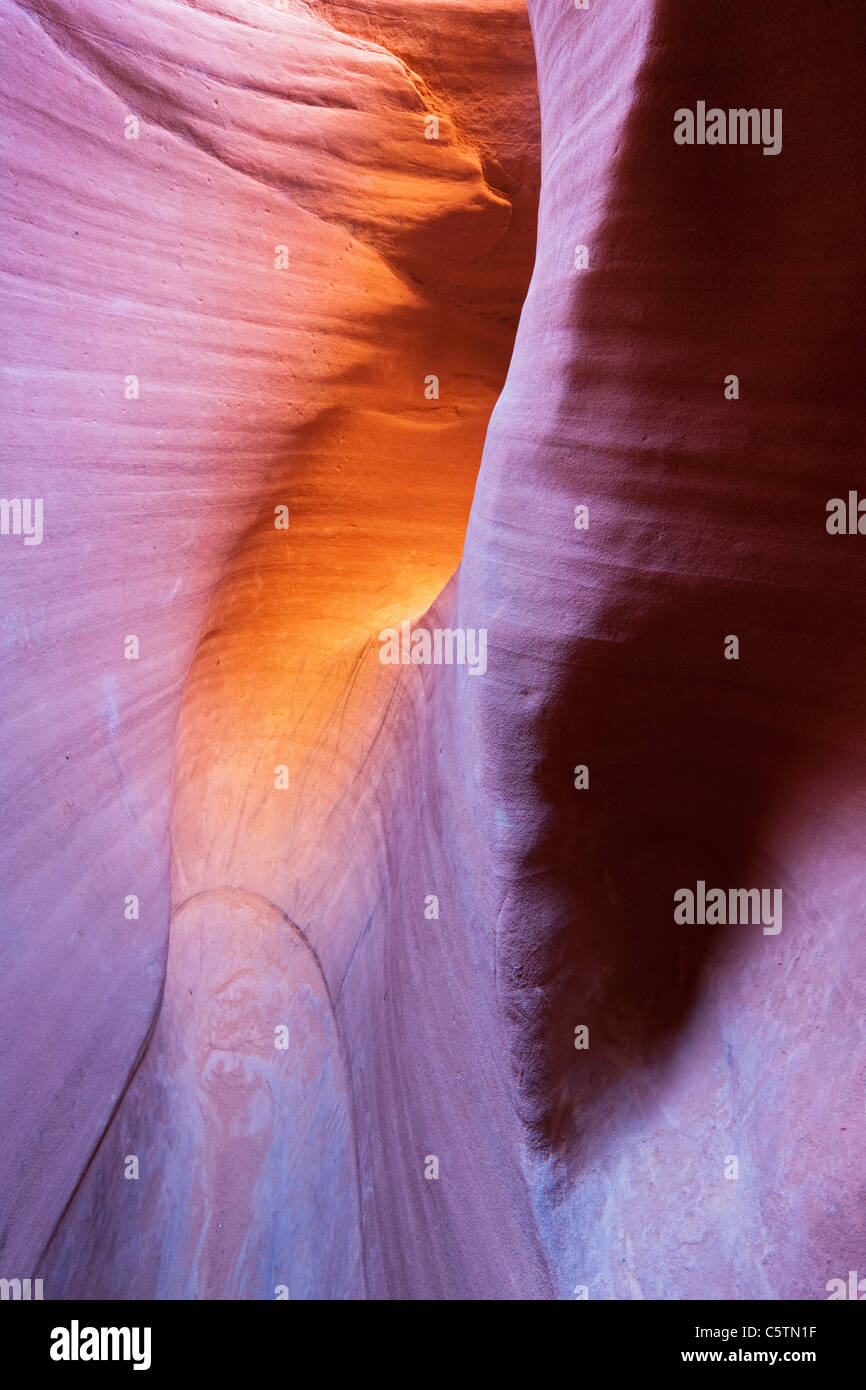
[1,0,864,1300]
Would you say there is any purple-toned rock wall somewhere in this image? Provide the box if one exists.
[1,0,863,1301]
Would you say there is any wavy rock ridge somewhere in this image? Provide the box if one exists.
[2,0,864,1300]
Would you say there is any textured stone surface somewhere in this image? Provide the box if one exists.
[457,0,866,1298]
[2,0,865,1300]
[1,0,542,1296]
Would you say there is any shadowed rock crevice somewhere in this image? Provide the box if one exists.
[5,0,865,1303]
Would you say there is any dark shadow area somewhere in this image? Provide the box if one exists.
[496,0,866,1151]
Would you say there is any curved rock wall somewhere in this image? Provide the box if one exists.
[2,0,863,1300]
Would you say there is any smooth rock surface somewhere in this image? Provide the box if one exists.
[2,0,864,1300]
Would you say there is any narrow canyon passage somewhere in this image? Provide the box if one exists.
[2,0,864,1302]
[28,0,546,1298]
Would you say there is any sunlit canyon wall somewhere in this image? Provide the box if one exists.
[1,0,864,1300]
